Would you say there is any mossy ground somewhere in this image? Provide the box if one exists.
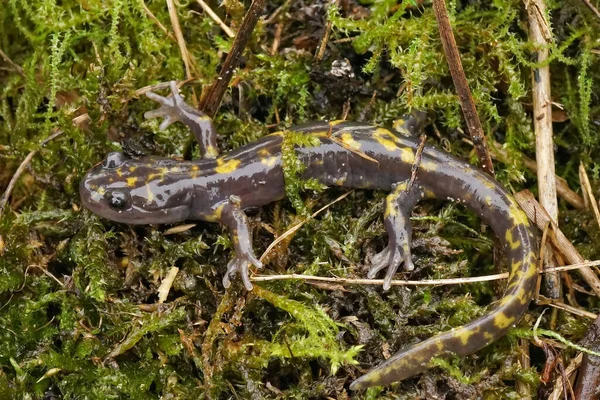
[1,0,600,398]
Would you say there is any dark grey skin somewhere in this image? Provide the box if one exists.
[79,82,537,390]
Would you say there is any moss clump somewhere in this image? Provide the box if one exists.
[1,0,600,398]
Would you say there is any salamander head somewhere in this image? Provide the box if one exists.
[80,152,191,224]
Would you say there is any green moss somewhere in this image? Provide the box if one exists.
[1,0,600,397]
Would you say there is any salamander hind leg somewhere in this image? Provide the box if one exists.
[217,196,263,290]
[369,181,425,291]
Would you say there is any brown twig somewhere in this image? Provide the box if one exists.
[196,0,235,38]
[166,0,196,104]
[527,0,561,304]
[314,4,334,62]
[432,0,494,176]
[0,47,25,76]
[579,162,600,230]
[578,0,600,22]
[408,135,427,190]
[0,130,64,218]
[252,260,600,287]
[537,295,598,320]
[140,1,177,43]
[199,0,266,118]
[271,22,284,55]
[514,190,600,297]
[486,140,584,209]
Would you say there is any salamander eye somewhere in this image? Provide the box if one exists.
[104,189,132,210]
[103,152,128,169]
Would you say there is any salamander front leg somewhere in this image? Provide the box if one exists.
[145,81,219,159]
[369,181,425,291]
[217,196,263,290]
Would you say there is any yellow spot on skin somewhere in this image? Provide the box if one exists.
[261,156,278,167]
[493,312,516,329]
[215,158,241,174]
[334,175,347,186]
[399,147,416,164]
[145,183,154,203]
[258,149,270,158]
[339,132,361,150]
[384,183,408,218]
[420,161,437,171]
[485,196,492,206]
[97,187,106,195]
[483,331,495,341]
[505,229,522,250]
[116,169,124,177]
[373,128,398,152]
[127,177,137,187]
[510,260,523,275]
[455,327,477,345]
[482,179,496,190]
[191,165,199,171]
[509,206,530,227]
[205,146,219,158]
[128,166,137,172]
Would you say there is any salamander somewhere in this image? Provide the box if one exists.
[80,82,537,390]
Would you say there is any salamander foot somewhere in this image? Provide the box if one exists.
[223,251,263,291]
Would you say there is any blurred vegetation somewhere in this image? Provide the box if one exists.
[1,0,600,398]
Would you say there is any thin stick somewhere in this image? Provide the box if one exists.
[408,135,427,190]
[0,130,64,218]
[259,190,354,263]
[537,295,598,319]
[166,0,195,85]
[527,0,561,302]
[485,139,584,209]
[251,259,600,286]
[432,0,494,176]
[200,0,266,118]
[251,272,509,286]
[515,190,600,297]
[271,22,283,55]
[0,47,25,76]
[140,1,177,43]
[196,0,235,38]
[579,0,600,21]
[579,162,600,230]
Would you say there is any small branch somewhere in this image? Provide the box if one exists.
[579,162,600,230]
[140,1,177,43]
[315,1,335,62]
[196,0,235,38]
[527,0,561,303]
[432,0,494,176]
[537,295,598,320]
[251,259,600,287]
[200,0,266,118]
[579,0,600,22]
[166,0,195,92]
[0,47,25,76]
[0,130,63,218]
[259,190,354,263]
[251,272,509,286]
[515,190,600,297]
[485,139,584,209]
